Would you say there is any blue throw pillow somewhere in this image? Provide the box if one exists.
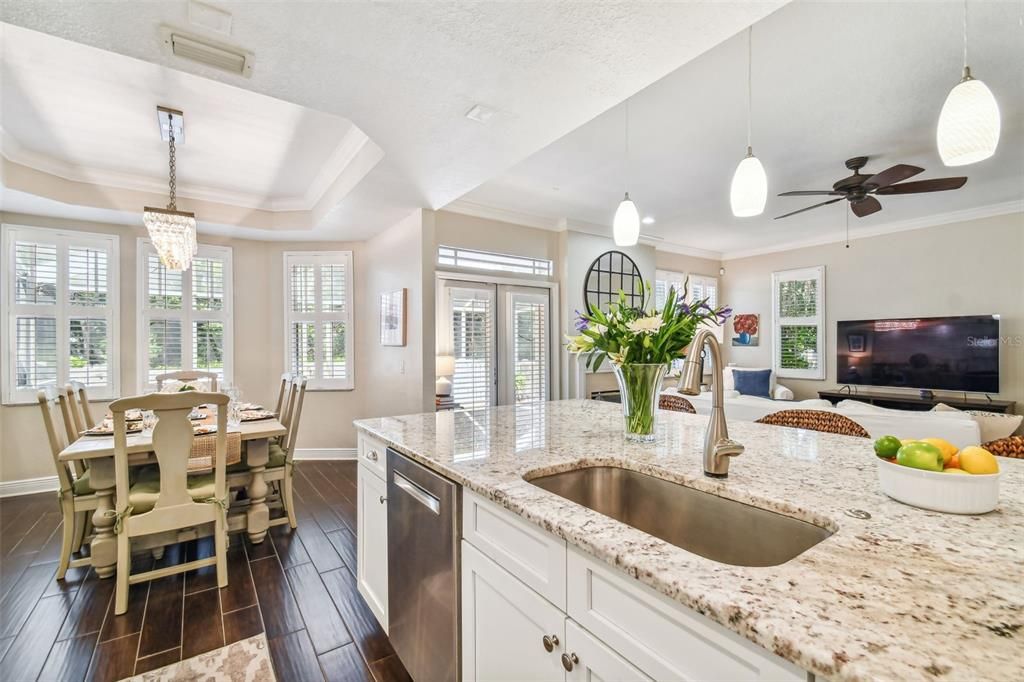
[733,369,772,398]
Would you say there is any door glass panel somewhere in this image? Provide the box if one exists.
[448,286,495,410]
[510,293,548,403]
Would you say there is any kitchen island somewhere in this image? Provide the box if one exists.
[354,400,1023,682]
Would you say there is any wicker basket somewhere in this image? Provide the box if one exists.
[981,435,1024,460]
[755,409,870,438]
[658,394,697,414]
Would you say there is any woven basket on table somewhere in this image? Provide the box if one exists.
[981,435,1024,459]
[659,394,697,414]
[755,409,870,438]
[187,431,243,472]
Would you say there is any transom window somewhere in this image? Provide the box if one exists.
[2,224,119,403]
[137,240,233,391]
[438,245,553,277]
[283,251,354,390]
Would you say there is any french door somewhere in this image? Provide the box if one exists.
[440,280,551,409]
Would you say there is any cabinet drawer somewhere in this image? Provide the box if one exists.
[357,432,387,478]
[463,490,567,609]
[567,547,807,682]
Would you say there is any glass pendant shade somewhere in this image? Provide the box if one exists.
[937,69,1000,166]
[613,193,640,246]
[729,149,768,217]
[143,206,198,271]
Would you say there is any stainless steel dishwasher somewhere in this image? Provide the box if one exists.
[387,448,460,682]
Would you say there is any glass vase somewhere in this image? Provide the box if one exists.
[612,363,668,443]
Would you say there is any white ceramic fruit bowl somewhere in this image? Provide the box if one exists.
[876,458,1000,514]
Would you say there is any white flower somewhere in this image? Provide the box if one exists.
[627,316,664,335]
[591,323,607,335]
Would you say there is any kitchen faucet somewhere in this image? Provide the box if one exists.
[678,329,744,477]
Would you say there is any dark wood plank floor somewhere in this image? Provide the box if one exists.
[0,461,410,682]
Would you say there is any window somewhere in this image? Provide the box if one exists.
[438,245,552,277]
[138,240,232,391]
[2,225,119,403]
[654,269,687,309]
[772,266,825,380]
[283,251,353,389]
[655,270,722,346]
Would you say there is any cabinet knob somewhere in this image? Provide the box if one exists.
[379,495,387,504]
[560,652,578,672]
[368,450,379,462]
[541,634,559,652]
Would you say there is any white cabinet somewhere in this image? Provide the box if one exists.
[462,541,565,682]
[357,461,388,631]
[462,495,811,682]
[564,619,652,682]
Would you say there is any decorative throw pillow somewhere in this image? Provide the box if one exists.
[933,403,1022,441]
[732,369,772,399]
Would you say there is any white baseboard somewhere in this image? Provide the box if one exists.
[294,448,357,461]
[0,474,58,498]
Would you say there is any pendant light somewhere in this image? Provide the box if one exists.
[937,0,1000,166]
[144,108,198,272]
[729,27,767,217]
[613,99,640,246]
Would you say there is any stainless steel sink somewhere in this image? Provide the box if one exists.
[527,466,832,567]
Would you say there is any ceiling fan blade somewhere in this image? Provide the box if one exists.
[875,177,967,194]
[774,197,844,220]
[778,190,843,197]
[863,164,924,189]
[851,196,882,218]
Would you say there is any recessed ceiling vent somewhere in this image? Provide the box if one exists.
[159,26,254,78]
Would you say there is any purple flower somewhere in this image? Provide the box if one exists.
[717,307,733,321]
[677,302,692,315]
[574,311,589,332]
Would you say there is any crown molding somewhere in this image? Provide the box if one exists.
[720,200,1024,261]
[440,199,564,231]
[0,125,372,213]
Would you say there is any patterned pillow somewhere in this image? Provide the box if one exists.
[963,410,1023,442]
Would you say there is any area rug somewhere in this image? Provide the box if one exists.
[120,634,276,682]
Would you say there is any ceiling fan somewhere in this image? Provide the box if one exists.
[774,156,967,220]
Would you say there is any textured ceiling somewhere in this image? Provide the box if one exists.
[0,0,787,240]
[457,1,1024,257]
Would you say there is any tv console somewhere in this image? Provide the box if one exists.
[817,389,1014,414]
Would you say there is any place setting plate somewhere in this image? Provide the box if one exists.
[82,422,143,437]
[240,409,275,422]
[193,425,218,435]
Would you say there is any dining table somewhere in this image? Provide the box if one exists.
[58,410,287,579]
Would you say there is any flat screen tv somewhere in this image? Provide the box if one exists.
[836,315,999,393]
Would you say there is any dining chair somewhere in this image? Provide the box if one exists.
[754,410,871,438]
[37,387,98,579]
[155,370,219,392]
[229,376,307,528]
[110,391,229,615]
[274,372,295,418]
[68,381,97,429]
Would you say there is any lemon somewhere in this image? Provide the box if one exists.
[920,438,958,465]
[958,446,1000,475]
[941,468,970,475]
[900,438,919,446]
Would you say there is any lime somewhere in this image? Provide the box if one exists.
[873,435,902,459]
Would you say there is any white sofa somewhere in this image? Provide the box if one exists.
[664,390,983,449]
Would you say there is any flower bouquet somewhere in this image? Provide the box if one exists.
[567,281,731,442]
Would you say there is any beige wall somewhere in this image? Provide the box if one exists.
[720,213,1024,414]
[655,250,721,281]
[434,210,559,263]
[0,211,373,483]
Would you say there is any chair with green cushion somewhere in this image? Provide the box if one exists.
[37,387,98,580]
[110,391,230,615]
[229,375,307,528]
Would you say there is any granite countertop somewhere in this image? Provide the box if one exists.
[353,400,1023,682]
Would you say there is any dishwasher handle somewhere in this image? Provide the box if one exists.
[392,470,441,515]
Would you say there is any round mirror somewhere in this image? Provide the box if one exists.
[582,250,644,313]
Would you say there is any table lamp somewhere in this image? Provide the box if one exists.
[436,355,455,396]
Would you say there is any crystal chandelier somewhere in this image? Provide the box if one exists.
[144,109,197,271]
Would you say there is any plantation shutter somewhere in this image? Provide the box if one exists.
[654,269,687,310]
[3,226,118,403]
[284,252,353,389]
[139,241,232,390]
[772,266,826,380]
[445,283,496,410]
[509,291,548,403]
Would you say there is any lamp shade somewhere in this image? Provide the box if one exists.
[613,193,640,246]
[937,71,1000,167]
[435,355,455,377]
[729,151,767,217]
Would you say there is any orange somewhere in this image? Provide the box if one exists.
[945,454,960,470]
